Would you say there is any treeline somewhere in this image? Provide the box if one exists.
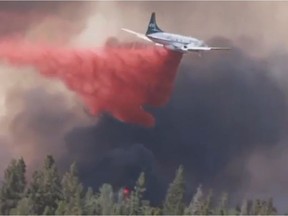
[0,155,279,215]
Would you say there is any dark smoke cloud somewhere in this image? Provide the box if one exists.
[0,0,288,212]
[64,37,288,207]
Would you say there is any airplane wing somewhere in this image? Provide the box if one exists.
[186,46,231,51]
[121,28,152,42]
[208,47,231,50]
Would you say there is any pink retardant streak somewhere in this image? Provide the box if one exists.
[0,39,182,127]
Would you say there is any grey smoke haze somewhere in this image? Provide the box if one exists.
[0,1,288,211]
[0,1,95,178]
[0,2,92,38]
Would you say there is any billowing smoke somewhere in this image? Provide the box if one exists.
[1,1,288,212]
[64,39,287,206]
[0,1,94,178]
[0,2,91,40]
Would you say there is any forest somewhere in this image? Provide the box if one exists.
[0,155,279,215]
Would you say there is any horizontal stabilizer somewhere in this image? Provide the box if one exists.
[209,47,231,50]
[121,28,152,42]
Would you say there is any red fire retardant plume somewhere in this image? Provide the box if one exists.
[0,39,182,127]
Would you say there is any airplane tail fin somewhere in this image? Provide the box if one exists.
[146,12,163,35]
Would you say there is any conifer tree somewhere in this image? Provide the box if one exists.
[201,189,213,215]
[128,172,147,215]
[239,199,248,215]
[43,206,54,215]
[253,198,277,215]
[141,200,153,215]
[113,188,129,215]
[0,156,286,215]
[83,187,98,215]
[163,165,185,215]
[97,183,114,215]
[9,197,33,215]
[216,192,228,215]
[253,199,262,215]
[16,158,26,193]
[55,200,66,215]
[184,184,204,215]
[267,198,277,215]
[151,207,162,215]
[57,162,84,215]
[26,155,62,214]
[0,158,26,214]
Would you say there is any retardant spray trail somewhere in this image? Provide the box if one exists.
[0,39,183,127]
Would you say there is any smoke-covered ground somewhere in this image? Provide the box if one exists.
[1,1,288,211]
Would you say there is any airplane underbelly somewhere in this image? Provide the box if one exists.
[150,37,170,45]
[148,37,184,52]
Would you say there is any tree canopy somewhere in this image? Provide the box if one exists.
[0,156,279,215]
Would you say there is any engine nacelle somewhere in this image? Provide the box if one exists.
[164,44,187,53]
[180,45,189,51]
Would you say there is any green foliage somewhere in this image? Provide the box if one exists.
[83,187,98,215]
[239,199,248,215]
[55,200,66,215]
[250,198,277,215]
[127,172,147,215]
[113,188,129,215]
[184,184,204,215]
[97,183,114,215]
[26,155,62,214]
[0,156,284,215]
[0,158,26,214]
[216,192,228,215]
[163,165,185,215]
[9,197,33,215]
[201,189,213,215]
[57,162,84,215]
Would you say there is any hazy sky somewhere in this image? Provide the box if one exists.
[0,1,288,211]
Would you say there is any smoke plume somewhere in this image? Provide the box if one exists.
[65,39,287,205]
[1,1,288,212]
[0,1,94,178]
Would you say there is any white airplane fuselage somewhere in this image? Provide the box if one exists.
[146,32,207,53]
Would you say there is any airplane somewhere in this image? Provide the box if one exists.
[121,12,230,53]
